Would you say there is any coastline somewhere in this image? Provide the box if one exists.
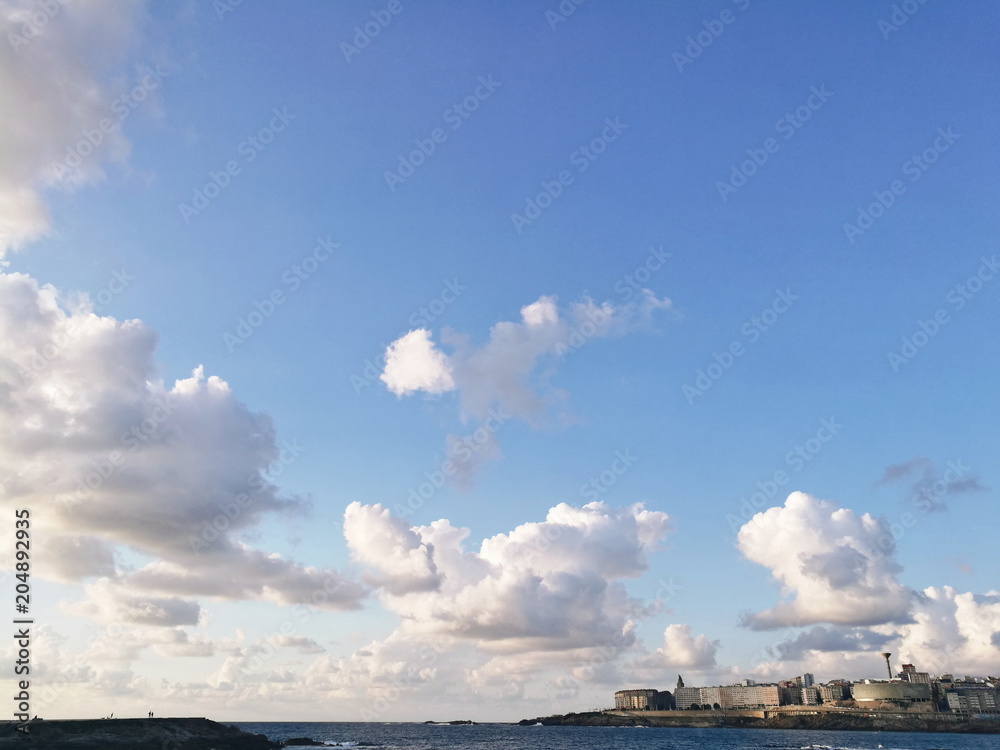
[517,709,1000,734]
[0,717,281,749]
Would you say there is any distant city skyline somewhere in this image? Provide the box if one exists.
[614,661,997,713]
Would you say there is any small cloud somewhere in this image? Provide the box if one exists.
[380,329,455,397]
[876,458,987,512]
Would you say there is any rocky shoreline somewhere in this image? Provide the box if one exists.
[0,717,283,749]
[518,710,1000,734]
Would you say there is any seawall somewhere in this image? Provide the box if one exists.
[519,709,1000,734]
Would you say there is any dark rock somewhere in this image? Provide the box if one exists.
[0,717,282,748]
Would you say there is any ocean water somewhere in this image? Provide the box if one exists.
[232,722,1000,750]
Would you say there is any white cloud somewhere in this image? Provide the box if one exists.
[306,498,689,716]
[735,494,1000,680]
[635,624,719,669]
[380,328,455,396]
[343,500,671,652]
[0,272,366,619]
[749,586,1000,682]
[737,491,914,629]
[343,502,440,595]
[66,579,201,627]
[377,292,671,491]
[893,585,1000,676]
[0,0,153,256]
[381,291,671,422]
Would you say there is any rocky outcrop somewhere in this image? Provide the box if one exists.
[0,717,281,748]
[519,712,656,727]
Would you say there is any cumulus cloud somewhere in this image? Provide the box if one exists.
[737,492,914,630]
[634,624,719,669]
[755,586,1000,679]
[343,502,439,595]
[343,500,671,652]
[0,0,156,255]
[380,328,455,397]
[305,504,710,714]
[0,273,366,621]
[737,494,1000,677]
[380,291,671,423]
[894,586,1000,675]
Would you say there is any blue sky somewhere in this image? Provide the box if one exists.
[1,0,998,722]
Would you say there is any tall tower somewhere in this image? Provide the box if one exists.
[676,675,684,689]
[881,652,893,679]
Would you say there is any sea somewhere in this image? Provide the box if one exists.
[232,722,1000,750]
